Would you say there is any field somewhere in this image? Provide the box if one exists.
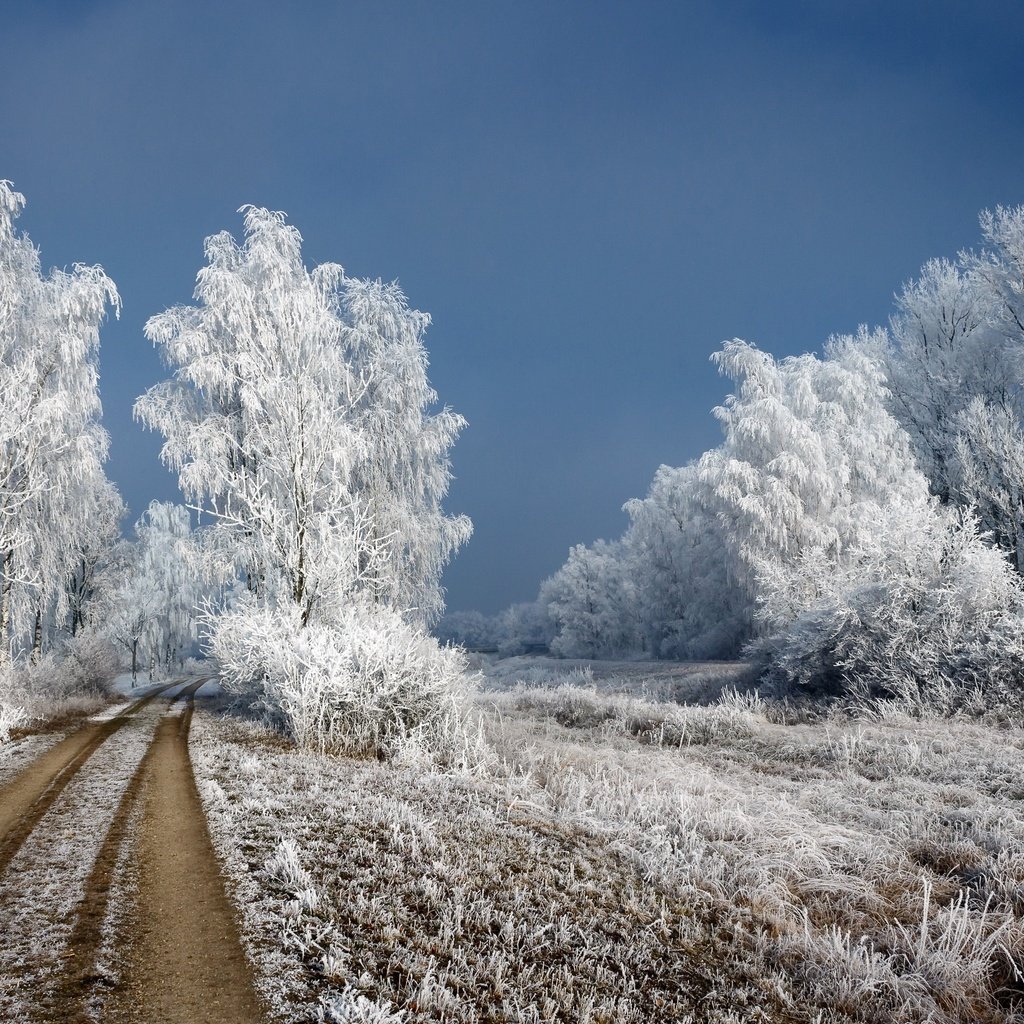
[187,657,1024,1023]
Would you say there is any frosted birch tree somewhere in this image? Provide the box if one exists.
[136,206,470,628]
[135,501,202,671]
[623,463,751,658]
[697,333,930,622]
[64,481,124,639]
[98,540,159,684]
[883,211,1024,572]
[540,540,642,657]
[0,181,121,662]
[136,205,473,755]
[344,278,472,625]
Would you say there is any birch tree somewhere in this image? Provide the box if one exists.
[623,463,751,658]
[135,501,202,671]
[137,205,476,755]
[697,333,930,622]
[135,205,470,629]
[0,181,121,662]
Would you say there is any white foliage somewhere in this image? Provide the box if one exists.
[209,599,477,761]
[0,181,121,660]
[135,206,470,629]
[698,334,930,609]
[884,209,1024,573]
[540,539,643,658]
[623,463,751,658]
[753,506,1024,701]
[134,501,204,671]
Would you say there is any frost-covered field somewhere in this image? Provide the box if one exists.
[191,659,1024,1024]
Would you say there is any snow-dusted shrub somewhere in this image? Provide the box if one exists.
[0,663,27,742]
[209,600,477,761]
[754,506,1024,707]
[53,630,119,694]
[0,629,117,740]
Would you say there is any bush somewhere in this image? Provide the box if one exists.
[0,630,118,741]
[0,663,28,742]
[753,507,1024,713]
[208,599,479,763]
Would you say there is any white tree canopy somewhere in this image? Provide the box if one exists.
[0,181,121,661]
[135,206,470,628]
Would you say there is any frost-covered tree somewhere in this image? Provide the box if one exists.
[493,601,555,656]
[953,398,1024,572]
[540,540,641,658]
[434,609,498,650]
[884,210,1024,571]
[697,334,930,623]
[97,541,159,684]
[135,206,470,629]
[0,181,121,662]
[884,258,1009,504]
[136,206,473,756]
[623,464,750,658]
[135,502,203,671]
[344,279,473,624]
[64,481,124,639]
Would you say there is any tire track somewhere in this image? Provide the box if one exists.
[40,680,208,1023]
[47,678,265,1023]
[109,679,265,1023]
[0,682,183,878]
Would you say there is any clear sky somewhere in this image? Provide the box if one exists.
[2,1,1023,613]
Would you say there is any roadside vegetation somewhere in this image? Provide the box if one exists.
[192,658,1024,1023]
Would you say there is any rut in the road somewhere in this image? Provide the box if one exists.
[41,680,208,1022]
[59,682,265,1024]
[0,683,180,877]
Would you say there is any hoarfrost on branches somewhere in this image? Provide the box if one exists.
[135,205,470,629]
[0,181,121,665]
[136,206,474,754]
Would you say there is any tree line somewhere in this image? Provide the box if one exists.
[443,206,1024,706]
[0,183,472,757]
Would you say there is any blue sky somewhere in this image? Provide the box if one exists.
[2,0,1023,613]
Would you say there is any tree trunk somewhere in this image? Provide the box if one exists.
[0,549,13,662]
[131,640,138,684]
[31,608,42,663]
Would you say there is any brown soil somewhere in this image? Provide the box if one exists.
[100,685,265,1024]
[0,683,179,876]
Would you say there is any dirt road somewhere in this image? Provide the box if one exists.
[0,681,265,1023]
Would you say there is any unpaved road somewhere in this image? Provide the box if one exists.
[0,681,265,1023]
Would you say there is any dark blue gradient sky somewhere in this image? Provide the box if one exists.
[3,1,1023,612]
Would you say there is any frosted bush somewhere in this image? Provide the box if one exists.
[0,663,27,742]
[209,600,477,761]
[0,630,117,740]
[754,506,1024,709]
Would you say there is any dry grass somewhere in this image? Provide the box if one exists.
[191,659,1024,1023]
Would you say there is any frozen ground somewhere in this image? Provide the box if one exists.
[189,657,1024,1023]
[0,677,260,1023]
[0,688,168,1019]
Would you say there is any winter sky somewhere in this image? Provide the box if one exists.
[3,0,1024,613]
